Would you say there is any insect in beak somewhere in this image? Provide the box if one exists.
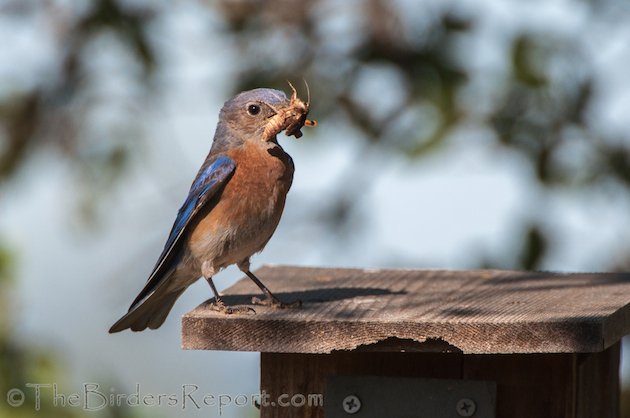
[262,80,317,141]
[287,80,318,128]
[301,79,317,127]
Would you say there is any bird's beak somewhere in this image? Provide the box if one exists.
[262,81,317,141]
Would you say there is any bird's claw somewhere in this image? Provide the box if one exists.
[210,300,256,315]
[251,296,302,309]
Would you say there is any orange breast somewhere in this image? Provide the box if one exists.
[187,141,294,268]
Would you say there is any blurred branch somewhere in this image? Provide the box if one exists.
[0,0,628,273]
[0,0,156,185]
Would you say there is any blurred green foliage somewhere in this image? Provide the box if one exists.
[1,0,629,270]
[216,0,630,270]
[0,0,629,415]
[0,240,140,417]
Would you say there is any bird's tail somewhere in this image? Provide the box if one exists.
[109,285,185,333]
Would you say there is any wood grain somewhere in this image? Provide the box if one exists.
[182,265,630,354]
[259,344,620,418]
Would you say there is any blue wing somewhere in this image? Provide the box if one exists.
[129,154,236,310]
[162,155,235,254]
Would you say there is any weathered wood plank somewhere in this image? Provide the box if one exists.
[463,353,575,418]
[260,352,464,418]
[260,344,621,418]
[576,342,620,418]
[182,265,630,354]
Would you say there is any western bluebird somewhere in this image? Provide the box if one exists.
[109,84,314,333]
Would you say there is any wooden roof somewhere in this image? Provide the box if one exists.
[182,265,630,354]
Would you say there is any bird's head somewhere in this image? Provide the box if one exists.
[218,83,316,143]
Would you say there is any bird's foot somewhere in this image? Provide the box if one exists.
[210,300,256,315]
[251,296,302,309]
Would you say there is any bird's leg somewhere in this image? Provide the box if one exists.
[205,276,225,307]
[243,269,302,309]
[203,262,254,314]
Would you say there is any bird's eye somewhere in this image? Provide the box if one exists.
[247,104,261,116]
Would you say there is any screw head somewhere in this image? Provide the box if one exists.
[342,395,361,414]
[456,398,476,417]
